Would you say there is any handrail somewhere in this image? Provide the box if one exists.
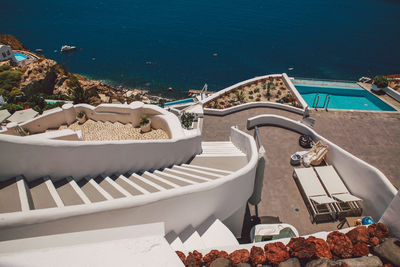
[312,94,320,109]
[254,126,262,148]
[322,94,329,108]
[325,95,331,111]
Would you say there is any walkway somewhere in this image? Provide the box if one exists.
[202,106,400,235]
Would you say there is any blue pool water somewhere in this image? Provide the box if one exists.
[14,53,27,62]
[164,98,194,106]
[293,82,395,111]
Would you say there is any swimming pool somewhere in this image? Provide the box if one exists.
[164,98,194,106]
[293,80,395,111]
[14,53,27,62]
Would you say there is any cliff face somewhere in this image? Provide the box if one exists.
[0,34,30,51]
[20,59,58,95]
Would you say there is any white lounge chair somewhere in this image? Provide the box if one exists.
[314,166,363,218]
[293,168,337,223]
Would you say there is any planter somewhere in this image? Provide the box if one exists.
[76,113,87,124]
[140,120,151,133]
[372,84,386,93]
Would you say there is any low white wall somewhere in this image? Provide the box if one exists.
[247,114,397,221]
[384,86,400,103]
[204,102,304,116]
[282,73,308,109]
[200,74,283,105]
[0,103,201,181]
[0,127,258,242]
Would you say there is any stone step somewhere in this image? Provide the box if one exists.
[179,225,206,251]
[126,173,161,193]
[141,172,176,190]
[182,164,233,176]
[165,231,185,251]
[54,177,86,206]
[113,175,145,196]
[29,176,64,209]
[94,175,129,199]
[0,177,23,213]
[163,168,210,183]
[197,216,239,248]
[171,166,220,180]
[189,155,248,171]
[153,171,193,186]
[77,177,108,203]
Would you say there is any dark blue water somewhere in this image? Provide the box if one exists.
[2,0,400,97]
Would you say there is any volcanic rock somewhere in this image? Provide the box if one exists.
[352,242,370,257]
[186,250,203,267]
[264,242,290,265]
[305,258,346,267]
[337,255,383,267]
[373,238,400,266]
[229,249,250,266]
[176,251,186,264]
[204,250,229,267]
[250,246,266,266]
[286,237,316,260]
[327,231,353,259]
[210,258,232,267]
[368,223,389,244]
[307,236,332,259]
[278,257,301,267]
[346,226,370,245]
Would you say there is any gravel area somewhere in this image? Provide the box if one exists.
[49,119,169,141]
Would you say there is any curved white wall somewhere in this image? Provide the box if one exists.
[0,127,258,242]
[247,114,397,221]
[0,103,201,181]
[204,102,304,116]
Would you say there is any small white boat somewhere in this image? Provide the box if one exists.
[61,45,77,52]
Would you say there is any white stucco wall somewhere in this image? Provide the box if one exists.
[204,102,304,116]
[247,114,397,221]
[384,86,400,103]
[0,127,258,242]
[0,103,201,181]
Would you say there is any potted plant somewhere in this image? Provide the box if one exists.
[139,116,151,133]
[76,111,87,124]
[180,112,195,129]
[372,76,388,92]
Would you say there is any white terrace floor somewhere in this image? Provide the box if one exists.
[202,107,400,235]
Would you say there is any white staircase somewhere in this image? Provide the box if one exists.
[165,215,239,252]
[0,142,248,215]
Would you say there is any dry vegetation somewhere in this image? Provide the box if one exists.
[204,77,300,109]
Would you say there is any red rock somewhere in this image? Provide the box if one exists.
[229,249,250,266]
[264,242,289,265]
[327,231,353,259]
[185,250,203,267]
[307,236,332,259]
[176,251,186,264]
[286,237,316,260]
[368,223,390,244]
[382,264,393,267]
[203,250,230,267]
[346,226,370,245]
[352,242,370,257]
[250,246,266,266]
[369,236,380,246]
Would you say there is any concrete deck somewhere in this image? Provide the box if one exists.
[202,106,400,235]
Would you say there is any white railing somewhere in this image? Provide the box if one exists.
[247,114,397,221]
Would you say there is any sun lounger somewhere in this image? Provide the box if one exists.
[314,166,363,218]
[293,168,336,223]
[302,141,328,167]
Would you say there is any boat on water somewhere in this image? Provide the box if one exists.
[61,45,77,53]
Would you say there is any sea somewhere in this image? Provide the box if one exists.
[2,0,400,98]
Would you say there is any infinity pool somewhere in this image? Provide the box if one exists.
[293,80,395,111]
[164,98,194,107]
[14,53,27,62]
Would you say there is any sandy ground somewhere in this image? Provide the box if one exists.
[47,119,169,141]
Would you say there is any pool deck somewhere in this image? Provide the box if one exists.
[358,82,400,111]
[202,106,400,235]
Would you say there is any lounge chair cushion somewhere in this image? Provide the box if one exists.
[310,195,337,204]
[333,193,362,202]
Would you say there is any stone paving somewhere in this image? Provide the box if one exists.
[202,106,400,235]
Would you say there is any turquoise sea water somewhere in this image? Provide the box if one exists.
[294,83,395,111]
[1,0,400,97]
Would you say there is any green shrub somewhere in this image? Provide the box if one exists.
[0,65,11,72]
[254,88,260,93]
[139,116,150,126]
[249,95,254,100]
[249,90,253,95]
[159,98,166,108]
[77,111,86,119]
[180,112,195,129]
[0,70,22,91]
[373,76,388,88]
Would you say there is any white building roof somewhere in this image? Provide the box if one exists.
[7,108,38,124]
[0,109,11,123]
